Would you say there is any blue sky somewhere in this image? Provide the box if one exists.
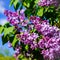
[0,0,15,25]
[0,0,15,56]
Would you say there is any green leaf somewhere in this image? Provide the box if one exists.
[0,26,4,34]
[14,2,20,11]
[23,2,30,8]
[9,36,15,43]
[19,54,24,59]
[35,0,39,4]
[12,35,18,47]
[4,23,11,28]
[44,6,49,13]
[9,0,15,7]
[9,0,20,10]
[32,29,36,32]
[13,0,19,8]
[25,45,29,51]
[2,35,8,45]
[37,7,44,16]
[4,26,14,37]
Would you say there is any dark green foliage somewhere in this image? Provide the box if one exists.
[2,35,9,45]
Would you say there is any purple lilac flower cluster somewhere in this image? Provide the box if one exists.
[35,21,59,37]
[30,16,60,37]
[4,9,26,26]
[17,30,39,50]
[38,0,58,6]
[30,16,60,60]
[4,10,19,25]
[14,45,21,57]
[38,36,60,60]
[4,10,30,32]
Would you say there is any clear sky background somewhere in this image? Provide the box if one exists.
[0,0,15,56]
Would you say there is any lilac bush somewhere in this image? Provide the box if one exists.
[0,0,60,60]
[4,9,60,60]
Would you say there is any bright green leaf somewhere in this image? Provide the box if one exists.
[35,0,39,4]
[0,26,4,34]
[12,35,18,47]
[25,45,29,51]
[9,0,15,7]
[23,2,30,8]
[13,0,19,8]
[37,7,44,16]
[4,26,14,37]
[14,2,20,11]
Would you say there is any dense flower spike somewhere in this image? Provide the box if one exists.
[4,10,19,25]
[30,16,60,60]
[38,0,58,6]
[30,16,60,37]
[4,9,25,26]
[38,37,60,60]
[17,31,39,50]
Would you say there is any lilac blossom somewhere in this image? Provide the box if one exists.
[17,31,39,50]
[38,36,60,60]
[30,16,60,37]
[38,0,58,6]
[30,16,60,60]
[4,10,25,25]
